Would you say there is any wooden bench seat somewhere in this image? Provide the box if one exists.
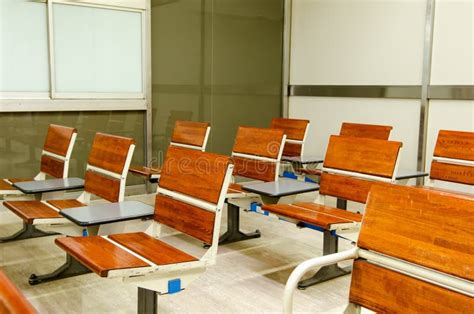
[56,233,197,277]
[271,118,309,158]
[283,184,474,313]
[295,122,393,177]
[3,200,85,224]
[426,130,474,187]
[55,146,234,311]
[1,124,77,197]
[1,133,135,245]
[0,271,36,314]
[130,120,210,180]
[263,202,362,230]
[349,260,473,313]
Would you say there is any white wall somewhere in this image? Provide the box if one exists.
[289,0,427,172]
[426,0,474,192]
[290,0,426,85]
[289,97,420,170]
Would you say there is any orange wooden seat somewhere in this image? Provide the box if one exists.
[55,146,234,312]
[284,184,474,313]
[219,126,286,244]
[271,118,310,158]
[0,271,36,314]
[264,135,402,287]
[231,126,285,189]
[339,122,392,140]
[2,133,135,243]
[1,124,77,196]
[298,122,393,176]
[349,184,474,312]
[427,130,474,186]
[56,233,197,277]
[265,202,362,230]
[129,120,210,180]
[264,135,402,228]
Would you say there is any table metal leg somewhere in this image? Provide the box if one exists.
[138,287,158,314]
[219,203,260,245]
[0,223,59,243]
[336,198,347,210]
[297,230,351,289]
[29,254,91,285]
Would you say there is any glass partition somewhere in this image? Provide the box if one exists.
[151,0,283,160]
[0,112,145,185]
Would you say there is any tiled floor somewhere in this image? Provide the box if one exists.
[0,192,355,313]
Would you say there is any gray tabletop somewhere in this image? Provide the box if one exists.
[242,178,319,197]
[61,201,154,226]
[396,169,429,180]
[13,177,85,194]
[282,155,325,164]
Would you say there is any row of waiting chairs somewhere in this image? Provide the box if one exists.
[1,119,473,313]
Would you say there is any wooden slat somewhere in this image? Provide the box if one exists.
[430,160,474,185]
[47,199,85,210]
[340,122,392,140]
[359,184,474,281]
[55,236,148,277]
[171,120,209,147]
[270,118,309,140]
[262,202,362,229]
[129,165,161,178]
[109,232,197,265]
[232,156,276,182]
[159,146,231,204]
[84,171,121,203]
[350,260,474,313]
[87,133,135,175]
[0,271,36,314]
[233,126,284,159]
[323,135,402,178]
[7,178,33,184]
[434,130,474,161]
[320,173,383,203]
[40,155,65,178]
[282,142,302,157]
[3,201,61,224]
[43,124,76,157]
[154,195,215,245]
[0,180,17,191]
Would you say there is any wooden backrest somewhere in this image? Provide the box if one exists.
[171,120,210,149]
[0,271,36,314]
[270,118,309,157]
[340,122,392,140]
[430,130,474,185]
[359,184,473,280]
[232,126,285,182]
[350,184,474,311]
[319,135,402,202]
[156,146,232,245]
[84,133,135,202]
[40,124,77,178]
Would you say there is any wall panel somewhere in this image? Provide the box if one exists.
[289,96,420,171]
[290,0,426,85]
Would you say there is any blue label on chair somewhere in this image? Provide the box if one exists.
[282,171,297,179]
[168,279,181,294]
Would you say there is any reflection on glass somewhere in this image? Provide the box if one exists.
[151,0,283,159]
[0,112,145,186]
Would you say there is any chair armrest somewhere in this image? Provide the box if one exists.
[283,247,359,314]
